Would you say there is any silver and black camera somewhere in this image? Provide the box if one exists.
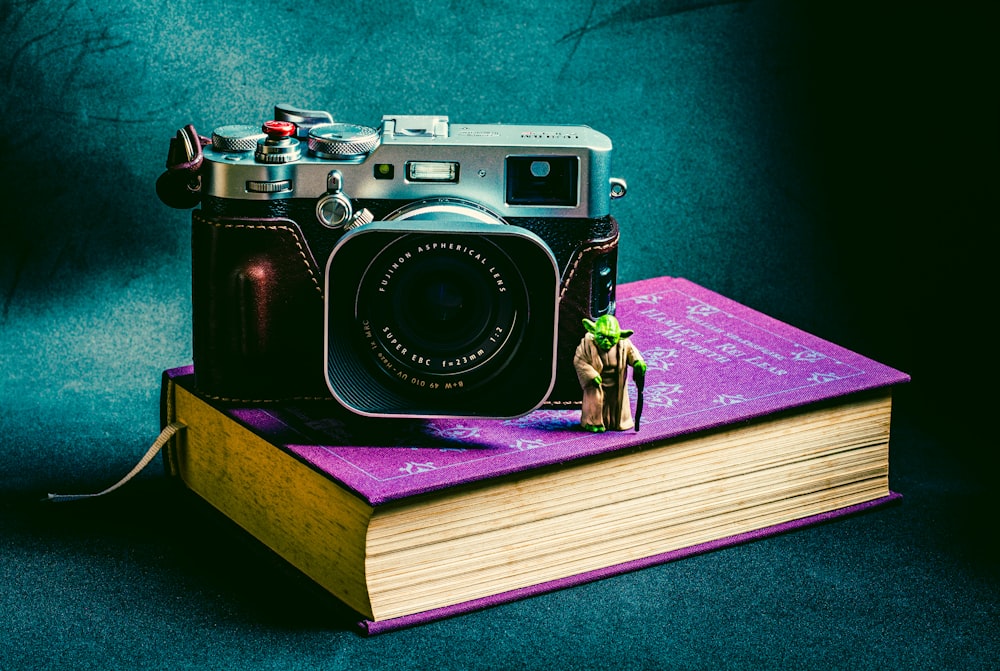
[157,104,627,418]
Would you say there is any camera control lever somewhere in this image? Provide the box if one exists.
[316,170,354,229]
[344,207,374,232]
[274,104,334,139]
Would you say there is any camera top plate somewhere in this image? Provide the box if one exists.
[200,112,617,220]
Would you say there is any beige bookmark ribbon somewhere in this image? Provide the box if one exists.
[46,422,186,503]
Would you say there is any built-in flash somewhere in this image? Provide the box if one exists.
[406,161,459,182]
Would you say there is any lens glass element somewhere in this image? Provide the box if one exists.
[356,234,525,391]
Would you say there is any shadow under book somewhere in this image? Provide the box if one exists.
[160,276,908,634]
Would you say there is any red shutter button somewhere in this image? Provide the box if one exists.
[262,120,296,137]
[255,120,302,163]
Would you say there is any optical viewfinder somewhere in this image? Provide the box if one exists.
[506,156,578,207]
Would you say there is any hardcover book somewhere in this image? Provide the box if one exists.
[160,276,908,634]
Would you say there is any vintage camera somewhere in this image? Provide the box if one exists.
[157,104,627,418]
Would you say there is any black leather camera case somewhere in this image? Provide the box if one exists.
[191,211,618,407]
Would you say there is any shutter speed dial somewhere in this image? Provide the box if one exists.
[308,123,380,159]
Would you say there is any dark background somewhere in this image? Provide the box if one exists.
[2,1,996,669]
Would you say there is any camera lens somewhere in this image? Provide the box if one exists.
[324,219,560,418]
[392,257,496,353]
[358,234,522,386]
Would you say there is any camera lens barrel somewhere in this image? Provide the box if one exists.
[360,234,521,380]
[325,220,560,418]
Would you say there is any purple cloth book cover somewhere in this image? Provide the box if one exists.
[167,276,909,506]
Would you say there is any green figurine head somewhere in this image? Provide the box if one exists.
[582,315,633,351]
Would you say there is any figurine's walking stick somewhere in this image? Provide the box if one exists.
[633,365,646,432]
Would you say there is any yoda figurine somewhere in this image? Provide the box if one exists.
[573,315,647,432]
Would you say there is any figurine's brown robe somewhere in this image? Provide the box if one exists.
[573,333,641,431]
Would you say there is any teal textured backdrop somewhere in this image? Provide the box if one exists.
[2,1,995,669]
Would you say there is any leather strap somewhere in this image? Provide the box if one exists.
[156,124,211,209]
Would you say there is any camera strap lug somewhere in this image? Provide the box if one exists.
[610,177,627,200]
[156,124,211,209]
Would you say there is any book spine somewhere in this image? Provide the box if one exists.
[159,370,182,479]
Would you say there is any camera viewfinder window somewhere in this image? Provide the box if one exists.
[506,156,578,206]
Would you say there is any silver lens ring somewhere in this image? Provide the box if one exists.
[384,198,507,226]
